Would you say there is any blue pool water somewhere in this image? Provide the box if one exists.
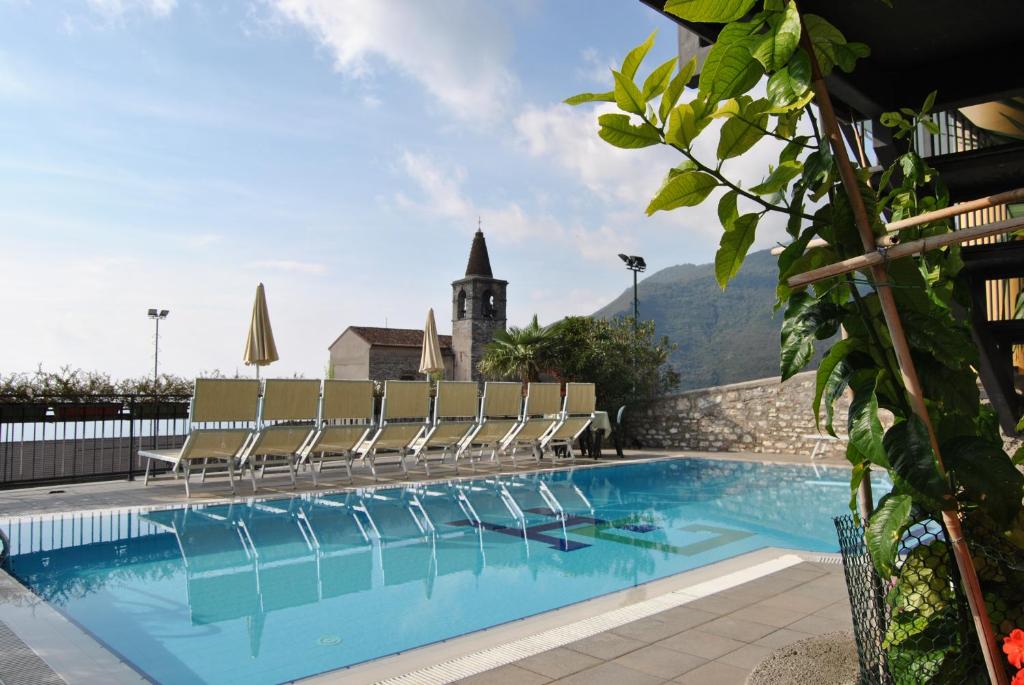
[1,458,878,684]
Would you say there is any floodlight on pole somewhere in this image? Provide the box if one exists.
[147,308,169,382]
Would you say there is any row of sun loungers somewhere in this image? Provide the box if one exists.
[138,379,597,497]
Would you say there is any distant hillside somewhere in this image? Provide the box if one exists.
[594,249,792,390]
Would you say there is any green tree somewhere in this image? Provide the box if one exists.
[478,315,558,385]
[547,316,679,416]
[567,5,1023,680]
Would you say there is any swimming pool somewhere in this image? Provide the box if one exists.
[0,458,876,684]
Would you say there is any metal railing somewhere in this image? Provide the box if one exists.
[0,394,191,488]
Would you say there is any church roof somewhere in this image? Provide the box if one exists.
[346,326,453,349]
[464,229,493,277]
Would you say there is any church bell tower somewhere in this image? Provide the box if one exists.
[452,227,507,381]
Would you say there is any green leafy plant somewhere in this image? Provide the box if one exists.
[477,315,560,385]
[567,4,1023,680]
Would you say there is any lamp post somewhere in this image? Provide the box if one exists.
[617,254,646,332]
[147,309,169,382]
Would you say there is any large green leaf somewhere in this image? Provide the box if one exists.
[564,91,615,106]
[659,56,697,122]
[823,359,852,437]
[665,100,712,148]
[717,100,770,159]
[813,338,857,431]
[715,213,758,288]
[848,371,890,468]
[641,57,678,102]
[943,436,1024,525]
[865,493,913,577]
[803,14,868,75]
[621,31,655,80]
[598,113,661,148]
[664,0,757,23]
[751,1,800,71]
[698,40,764,104]
[645,170,717,215]
[612,70,646,115]
[718,190,739,230]
[749,160,802,195]
[884,417,949,504]
[766,49,811,108]
[780,292,841,380]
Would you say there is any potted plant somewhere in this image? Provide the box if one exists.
[0,372,49,423]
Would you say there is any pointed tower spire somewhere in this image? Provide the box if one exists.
[464,224,493,277]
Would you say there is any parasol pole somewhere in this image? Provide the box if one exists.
[797,17,1007,684]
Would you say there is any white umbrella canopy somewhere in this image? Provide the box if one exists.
[419,308,445,377]
[243,282,279,378]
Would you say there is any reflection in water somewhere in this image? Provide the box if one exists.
[1,459,883,678]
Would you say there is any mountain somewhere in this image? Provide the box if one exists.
[593,249,789,390]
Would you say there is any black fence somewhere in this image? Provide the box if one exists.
[0,395,191,488]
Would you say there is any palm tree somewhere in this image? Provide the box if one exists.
[478,315,559,385]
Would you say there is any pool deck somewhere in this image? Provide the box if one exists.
[0,448,848,518]
[0,449,856,685]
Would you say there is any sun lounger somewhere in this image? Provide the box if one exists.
[540,382,597,461]
[500,382,561,465]
[242,379,320,490]
[139,378,260,497]
[459,382,523,468]
[299,380,375,484]
[357,381,429,480]
[410,381,478,476]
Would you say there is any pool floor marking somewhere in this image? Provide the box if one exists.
[369,553,805,685]
[573,522,754,556]
[447,512,749,557]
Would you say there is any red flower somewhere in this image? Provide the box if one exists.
[1012,668,1024,685]
[1006,629,1024,670]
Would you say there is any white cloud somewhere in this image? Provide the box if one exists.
[576,48,615,86]
[264,0,517,124]
[249,260,327,275]
[86,0,177,19]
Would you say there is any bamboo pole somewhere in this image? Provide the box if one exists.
[797,20,1008,685]
[770,186,1024,255]
[786,216,1024,288]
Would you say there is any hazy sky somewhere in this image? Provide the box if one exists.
[0,0,785,379]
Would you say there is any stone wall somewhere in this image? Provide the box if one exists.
[627,370,851,457]
[628,371,1023,460]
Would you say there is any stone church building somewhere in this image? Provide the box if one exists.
[328,229,507,382]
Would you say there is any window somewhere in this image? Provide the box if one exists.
[482,289,497,319]
[457,289,467,319]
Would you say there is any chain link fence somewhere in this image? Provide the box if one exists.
[833,514,1018,684]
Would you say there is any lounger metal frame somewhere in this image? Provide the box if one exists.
[357,381,430,481]
[410,381,479,476]
[299,380,376,484]
[139,378,261,497]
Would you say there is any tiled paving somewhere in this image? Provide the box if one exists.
[457,561,853,685]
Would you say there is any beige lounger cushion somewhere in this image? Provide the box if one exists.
[261,379,320,421]
[564,383,596,414]
[548,417,591,441]
[182,429,253,461]
[525,383,561,415]
[470,419,518,444]
[383,381,429,420]
[510,419,556,443]
[436,382,479,418]
[482,382,523,417]
[249,424,314,456]
[192,379,260,423]
[311,425,369,453]
[371,424,423,449]
[322,380,374,421]
[424,422,474,447]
